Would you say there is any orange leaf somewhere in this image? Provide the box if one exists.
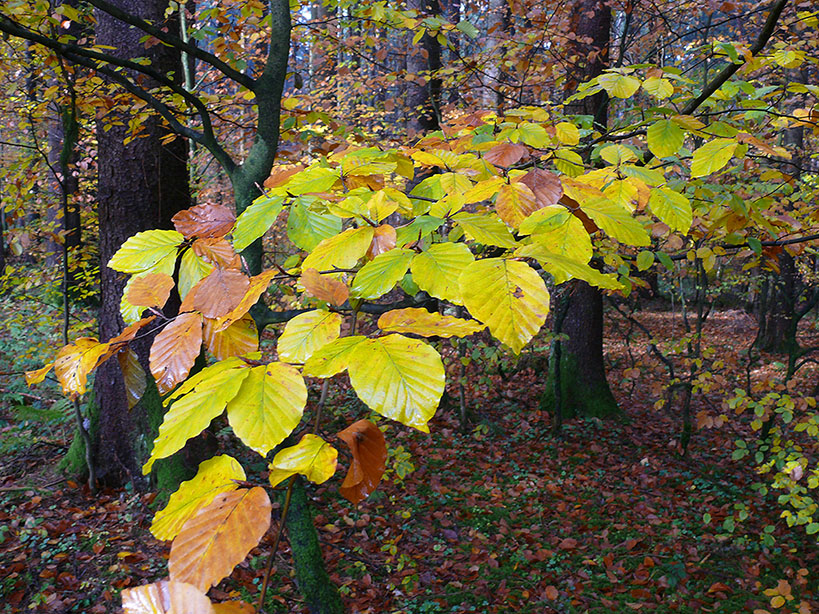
[544,585,559,600]
[169,487,272,592]
[299,268,349,306]
[264,165,304,189]
[518,168,563,207]
[149,312,203,394]
[54,338,111,397]
[483,143,528,167]
[203,314,258,360]
[172,203,236,239]
[495,182,539,229]
[212,602,254,614]
[193,238,242,269]
[192,269,250,319]
[127,273,175,309]
[212,270,276,332]
[121,579,213,613]
[366,224,396,260]
[337,420,387,504]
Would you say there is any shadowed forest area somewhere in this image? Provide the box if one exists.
[0,0,818,612]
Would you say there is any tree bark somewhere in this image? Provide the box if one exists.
[89,0,190,486]
[406,0,442,136]
[542,0,620,420]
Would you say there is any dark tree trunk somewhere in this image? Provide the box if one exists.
[90,0,190,486]
[542,0,620,420]
[406,0,442,135]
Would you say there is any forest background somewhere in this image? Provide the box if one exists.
[0,0,818,612]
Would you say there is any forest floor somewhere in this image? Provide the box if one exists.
[1,301,818,614]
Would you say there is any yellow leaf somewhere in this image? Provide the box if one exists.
[598,72,641,98]
[25,362,53,386]
[691,138,738,177]
[299,268,350,306]
[647,119,684,159]
[169,487,271,592]
[227,363,306,456]
[277,310,342,363]
[642,76,674,99]
[268,434,338,487]
[452,212,517,248]
[54,338,111,397]
[347,335,444,432]
[302,226,375,272]
[410,242,475,305]
[515,245,622,288]
[520,208,593,264]
[108,229,183,275]
[459,258,549,353]
[495,182,539,229]
[151,455,246,541]
[648,187,692,233]
[554,122,580,146]
[143,361,249,475]
[378,307,485,338]
[302,336,368,378]
[178,250,213,300]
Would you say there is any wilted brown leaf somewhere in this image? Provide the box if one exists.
[483,143,529,167]
[127,273,175,309]
[169,487,271,592]
[192,269,250,319]
[149,312,203,394]
[366,224,396,260]
[337,420,387,504]
[518,168,563,207]
[193,238,242,269]
[203,314,258,360]
[118,347,147,409]
[299,268,349,306]
[172,203,236,239]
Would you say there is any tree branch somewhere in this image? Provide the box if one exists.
[83,0,256,90]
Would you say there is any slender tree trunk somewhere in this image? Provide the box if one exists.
[406,0,442,136]
[542,0,620,420]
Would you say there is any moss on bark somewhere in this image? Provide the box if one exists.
[541,350,621,419]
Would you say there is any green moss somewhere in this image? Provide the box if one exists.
[541,350,621,419]
[58,393,98,478]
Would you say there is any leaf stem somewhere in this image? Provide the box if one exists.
[256,475,296,614]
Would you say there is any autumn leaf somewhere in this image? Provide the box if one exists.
[377,307,485,338]
[127,272,175,309]
[54,338,111,397]
[192,238,242,269]
[495,181,539,229]
[108,229,183,275]
[191,268,250,319]
[410,242,475,305]
[203,314,258,361]
[518,168,563,207]
[212,270,276,332]
[172,203,236,239]
[366,223,397,259]
[169,487,271,592]
[277,310,342,363]
[121,580,214,614]
[483,142,528,167]
[337,420,387,504]
[299,268,349,306]
[118,348,147,409]
[268,434,338,487]
[149,312,203,395]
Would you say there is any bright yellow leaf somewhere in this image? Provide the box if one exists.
[277,310,342,363]
[268,434,338,487]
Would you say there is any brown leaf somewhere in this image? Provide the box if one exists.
[264,165,304,189]
[149,312,203,394]
[560,193,599,234]
[127,273,175,309]
[212,270,276,332]
[121,579,214,614]
[544,585,559,600]
[337,420,387,504]
[299,268,349,306]
[483,143,529,167]
[203,314,258,361]
[192,238,242,269]
[517,168,563,207]
[169,487,271,593]
[212,602,254,614]
[192,269,250,319]
[366,224,396,260]
[117,348,147,409]
[172,204,236,239]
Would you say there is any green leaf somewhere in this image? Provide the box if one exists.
[647,120,684,159]
[233,195,285,252]
[656,251,674,271]
[410,242,475,305]
[347,335,445,432]
[144,362,250,475]
[287,199,343,252]
[178,249,213,300]
[636,251,655,271]
[598,73,641,98]
[648,187,692,233]
[350,248,415,299]
[277,310,342,363]
[806,522,819,535]
[456,19,479,38]
[747,237,762,255]
[108,229,183,275]
[282,166,339,195]
[395,215,444,247]
[151,455,246,541]
[459,258,550,353]
[452,212,517,248]
[227,363,307,456]
[690,138,738,177]
[301,226,374,272]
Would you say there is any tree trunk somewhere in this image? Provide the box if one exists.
[542,0,620,420]
[72,0,191,487]
[406,0,442,136]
